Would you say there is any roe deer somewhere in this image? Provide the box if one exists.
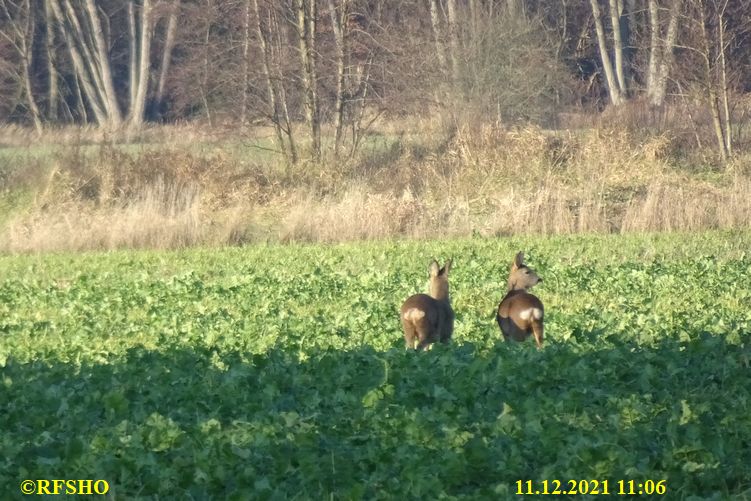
[401,259,454,350]
[496,252,544,349]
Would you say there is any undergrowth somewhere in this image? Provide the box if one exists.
[1,122,750,252]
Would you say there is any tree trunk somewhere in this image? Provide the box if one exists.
[84,0,122,127]
[328,0,348,156]
[506,0,522,17]
[446,0,460,87]
[156,0,179,114]
[49,0,123,127]
[307,0,320,159]
[655,0,681,103]
[428,0,446,72]
[608,0,626,96]
[588,0,624,105]
[270,6,297,163]
[468,0,477,44]
[129,0,152,129]
[44,0,59,122]
[21,49,42,133]
[128,2,138,112]
[241,0,251,125]
[350,54,373,158]
[717,0,731,156]
[0,0,43,131]
[200,11,212,126]
[47,0,108,124]
[296,0,321,160]
[253,0,289,161]
[647,0,681,106]
[646,0,659,99]
[697,3,727,161]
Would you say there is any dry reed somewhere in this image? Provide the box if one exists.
[1,123,750,252]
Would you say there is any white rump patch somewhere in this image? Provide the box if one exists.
[403,308,426,321]
[519,308,542,321]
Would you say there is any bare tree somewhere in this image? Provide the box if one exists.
[646,0,681,106]
[128,0,153,129]
[699,3,727,159]
[327,0,349,156]
[685,0,736,160]
[43,0,59,122]
[48,0,122,127]
[155,0,180,117]
[270,5,298,161]
[253,0,297,163]
[296,0,321,160]
[715,0,731,156]
[199,1,213,124]
[428,0,447,73]
[588,0,627,105]
[45,0,169,129]
[349,53,374,157]
[83,0,122,124]
[0,0,42,131]
[0,0,749,150]
[506,0,523,18]
[446,0,460,87]
[609,0,627,93]
[334,6,375,158]
[241,0,251,124]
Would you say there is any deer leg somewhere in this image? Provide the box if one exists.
[531,321,544,349]
[498,316,513,343]
[403,321,417,349]
[439,325,451,344]
[415,326,433,351]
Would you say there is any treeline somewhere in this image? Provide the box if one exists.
[1,0,749,159]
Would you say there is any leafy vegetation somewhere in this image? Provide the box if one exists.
[2,232,751,499]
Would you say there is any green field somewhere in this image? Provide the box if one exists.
[2,232,751,499]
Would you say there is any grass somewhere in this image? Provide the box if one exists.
[1,122,751,252]
[1,231,750,498]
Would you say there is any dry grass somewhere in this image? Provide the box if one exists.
[277,187,424,242]
[621,176,751,233]
[0,122,252,148]
[480,185,609,236]
[1,122,751,253]
[3,180,202,252]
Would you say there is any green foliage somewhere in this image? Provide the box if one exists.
[1,231,751,499]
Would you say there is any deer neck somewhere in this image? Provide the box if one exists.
[507,278,520,291]
[430,283,450,303]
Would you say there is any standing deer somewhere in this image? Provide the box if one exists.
[401,259,454,350]
[496,252,544,349]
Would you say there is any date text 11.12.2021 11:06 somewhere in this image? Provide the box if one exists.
[515,479,668,496]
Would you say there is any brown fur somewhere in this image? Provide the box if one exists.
[401,259,454,350]
[496,252,545,349]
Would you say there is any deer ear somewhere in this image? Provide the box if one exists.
[440,259,452,276]
[429,260,440,277]
[513,251,525,269]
